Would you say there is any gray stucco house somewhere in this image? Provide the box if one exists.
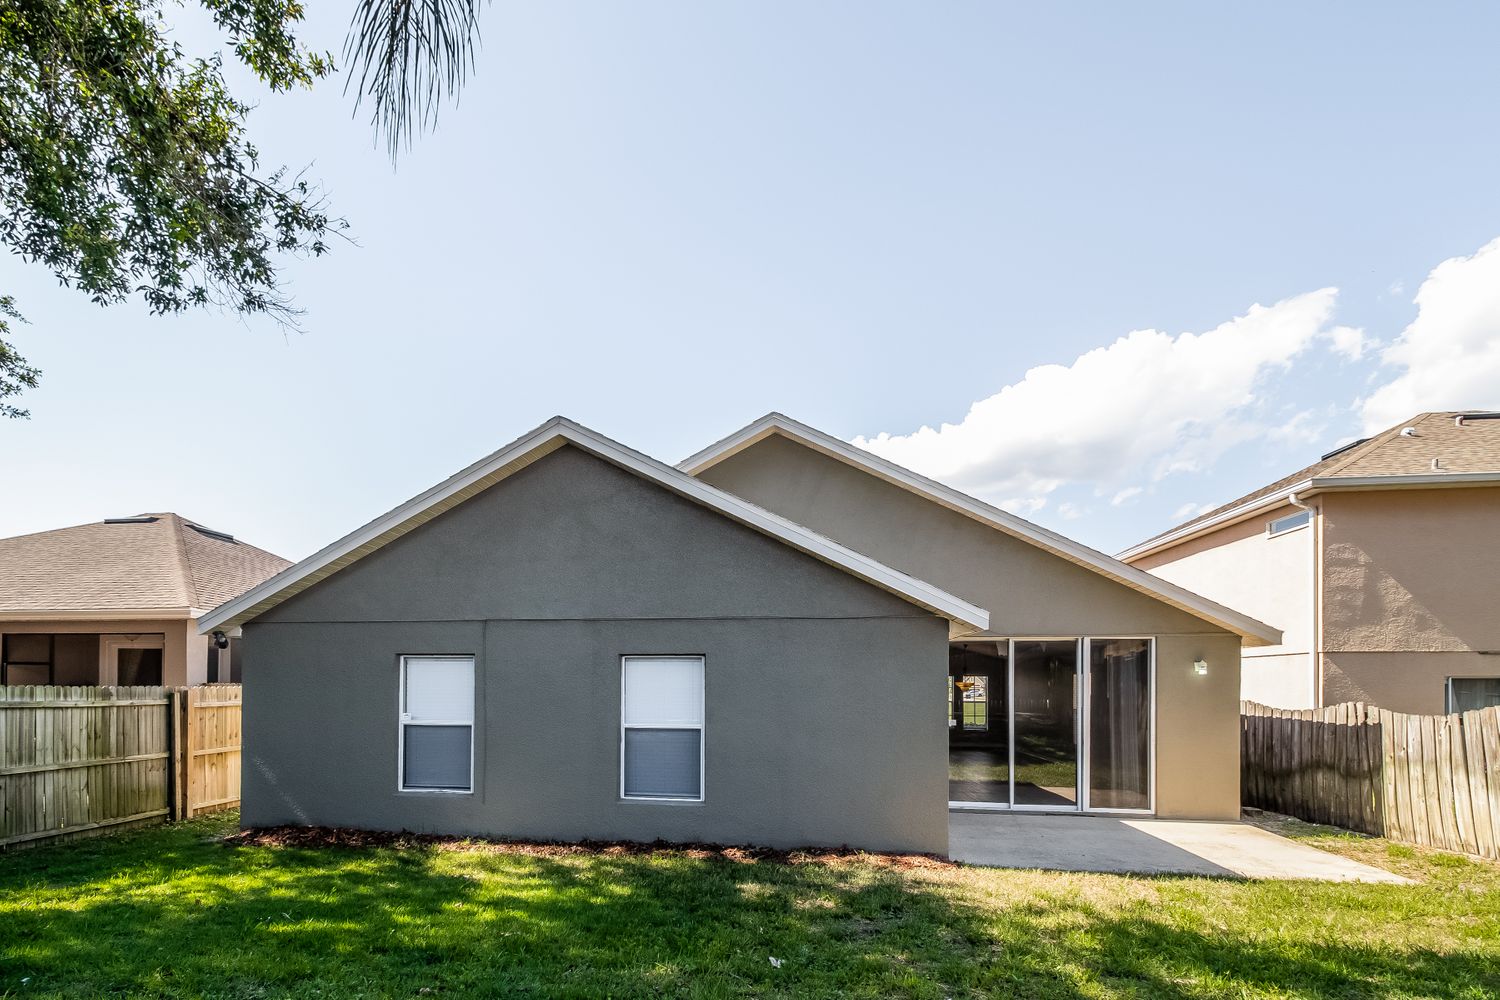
[202,415,1279,855]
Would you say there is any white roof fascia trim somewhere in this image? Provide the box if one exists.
[199,417,989,635]
[1307,471,1500,490]
[680,413,1281,646]
[0,608,197,622]
[1119,471,1500,562]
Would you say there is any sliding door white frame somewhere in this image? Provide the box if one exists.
[947,636,1155,816]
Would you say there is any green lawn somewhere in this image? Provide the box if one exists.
[3,813,1498,999]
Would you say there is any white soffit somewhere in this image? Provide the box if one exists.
[679,413,1282,647]
[198,417,990,636]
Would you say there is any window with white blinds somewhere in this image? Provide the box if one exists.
[399,656,474,792]
[621,656,704,801]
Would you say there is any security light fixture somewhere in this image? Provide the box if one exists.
[1193,658,1209,676]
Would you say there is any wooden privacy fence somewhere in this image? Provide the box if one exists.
[0,684,242,849]
[1242,700,1500,860]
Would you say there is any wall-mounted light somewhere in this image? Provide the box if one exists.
[1193,658,1209,676]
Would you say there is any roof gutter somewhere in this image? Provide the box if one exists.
[1120,471,1500,562]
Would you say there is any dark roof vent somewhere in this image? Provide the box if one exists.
[103,516,159,524]
[188,524,235,543]
[1320,437,1369,462]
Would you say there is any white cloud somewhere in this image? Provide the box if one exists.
[1173,501,1211,519]
[1056,502,1084,520]
[1327,325,1368,361]
[852,289,1346,509]
[1362,236,1500,432]
[1110,486,1143,506]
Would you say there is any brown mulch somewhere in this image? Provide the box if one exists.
[223,825,954,870]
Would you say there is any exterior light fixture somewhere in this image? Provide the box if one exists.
[1193,658,1209,676]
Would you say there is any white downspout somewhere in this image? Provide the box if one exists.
[1288,492,1320,707]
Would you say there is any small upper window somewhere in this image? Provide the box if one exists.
[1267,510,1311,537]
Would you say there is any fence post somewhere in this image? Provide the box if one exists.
[168,687,184,821]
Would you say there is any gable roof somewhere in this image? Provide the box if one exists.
[678,413,1281,646]
[0,513,291,620]
[198,417,990,636]
[1121,411,1500,561]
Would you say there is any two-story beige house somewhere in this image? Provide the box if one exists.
[1120,412,1500,715]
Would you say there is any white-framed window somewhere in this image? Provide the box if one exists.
[399,655,475,793]
[1447,677,1500,714]
[621,655,704,802]
[1267,509,1311,537]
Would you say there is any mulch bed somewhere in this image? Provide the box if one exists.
[224,825,954,869]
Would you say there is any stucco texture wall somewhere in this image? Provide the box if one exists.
[243,445,951,853]
[1321,488,1500,654]
[1317,487,1500,713]
[696,434,1245,820]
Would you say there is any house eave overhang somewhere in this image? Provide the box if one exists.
[1118,471,1500,563]
[198,417,990,636]
[680,413,1283,648]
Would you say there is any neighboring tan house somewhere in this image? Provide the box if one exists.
[201,415,1276,855]
[0,513,291,687]
[1120,411,1500,715]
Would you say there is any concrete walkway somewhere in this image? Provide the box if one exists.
[950,811,1410,883]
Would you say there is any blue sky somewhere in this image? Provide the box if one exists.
[4,2,1500,561]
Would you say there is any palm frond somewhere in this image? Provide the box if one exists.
[344,0,487,158]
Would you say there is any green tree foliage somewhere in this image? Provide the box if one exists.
[0,0,344,417]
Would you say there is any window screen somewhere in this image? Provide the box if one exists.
[1267,510,1311,536]
[1448,678,1500,714]
[400,656,474,792]
[622,656,703,800]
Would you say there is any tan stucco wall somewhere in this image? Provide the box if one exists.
[1317,486,1500,713]
[1321,487,1500,654]
[0,618,200,686]
[1131,503,1316,708]
[1323,651,1500,714]
[1155,632,1244,819]
[697,434,1245,820]
[701,435,1226,636]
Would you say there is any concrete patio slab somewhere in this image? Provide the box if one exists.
[949,811,1410,883]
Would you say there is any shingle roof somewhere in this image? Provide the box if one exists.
[1132,411,1500,549]
[0,514,291,615]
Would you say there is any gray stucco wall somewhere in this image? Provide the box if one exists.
[243,445,951,853]
[696,433,1247,820]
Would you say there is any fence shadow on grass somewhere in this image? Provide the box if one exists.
[2,827,1496,998]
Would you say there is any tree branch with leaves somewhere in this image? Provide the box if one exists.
[0,0,346,417]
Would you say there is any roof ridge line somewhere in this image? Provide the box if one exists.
[164,513,203,609]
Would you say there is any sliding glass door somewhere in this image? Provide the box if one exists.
[948,638,1153,813]
[947,642,1010,805]
[1086,638,1152,811]
[1012,641,1079,808]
